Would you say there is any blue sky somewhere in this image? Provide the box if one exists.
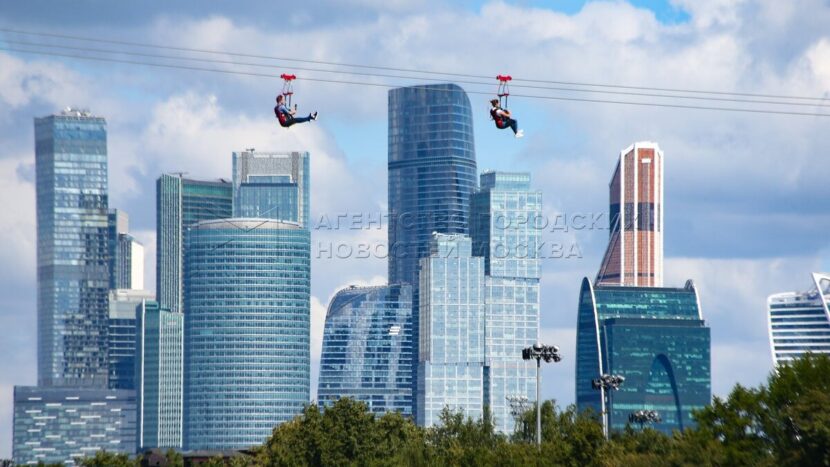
[1,0,830,458]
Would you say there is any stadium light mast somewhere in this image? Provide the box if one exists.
[521,343,562,447]
[591,374,625,439]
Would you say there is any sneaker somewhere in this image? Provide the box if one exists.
[515,129,524,138]
[311,111,318,121]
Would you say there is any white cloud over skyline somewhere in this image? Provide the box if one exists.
[1,0,829,457]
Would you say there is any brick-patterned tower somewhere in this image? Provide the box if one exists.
[596,142,663,287]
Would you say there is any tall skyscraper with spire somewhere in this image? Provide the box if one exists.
[596,142,664,287]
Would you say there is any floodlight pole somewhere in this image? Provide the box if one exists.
[521,343,562,448]
[591,374,625,439]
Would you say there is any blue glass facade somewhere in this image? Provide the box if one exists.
[417,234,485,427]
[575,278,711,434]
[388,84,477,418]
[13,386,136,465]
[108,289,153,390]
[767,273,830,366]
[232,151,309,227]
[156,175,233,314]
[318,285,413,415]
[183,219,310,450]
[387,83,477,287]
[137,300,184,450]
[470,172,540,433]
[35,110,110,388]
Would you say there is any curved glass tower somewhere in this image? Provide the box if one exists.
[388,84,477,417]
[183,219,310,450]
[768,273,830,366]
[575,278,710,434]
[317,285,413,415]
[388,83,477,286]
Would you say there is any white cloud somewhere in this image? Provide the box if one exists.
[0,52,89,112]
[0,157,36,286]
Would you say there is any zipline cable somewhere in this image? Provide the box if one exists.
[4,39,829,109]
[2,26,828,103]
[2,45,829,118]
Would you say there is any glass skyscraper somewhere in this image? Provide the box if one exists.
[767,273,830,366]
[232,150,309,227]
[388,84,477,417]
[108,209,144,290]
[183,219,310,450]
[318,285,413,416]
[575,278,711,434]
[137,299,184,450]
[417,233,485,427]
[13,387,136,465]
[156,174,233,314]
[107,289,154,390]
[387,83,477,287]
[35,109,110,388]
[470,172,540,434]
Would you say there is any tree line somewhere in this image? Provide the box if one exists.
[63,353,830,467]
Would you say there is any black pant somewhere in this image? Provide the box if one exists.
[283,114,312,127]
[498,117,518,134]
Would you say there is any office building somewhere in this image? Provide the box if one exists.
[35,108,110,388]
[575,278,710,434]
[108,289,154,390]
[231,150,310,227]
[318,284,413,416]
[596,142,664,287]
[108,209,145,290]
[137,300,184,450]
[183,219,310,450]
[156,174,233,314]
[767,273,830,366]
[470,171,540,434]
[417,233,485,427]
[388,84,477,417]
[12,387,136,465]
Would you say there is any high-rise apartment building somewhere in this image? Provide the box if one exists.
[231,150,309,226]
[35,108,111,388]
[137,300,184,450]
[183,219,310,450]
[156,174,232,314]
[388,84,477,417]
[318,285,413,416]
[417,233,485,427]
[575,278,710,434]
[470,171,540,434]
[767,273,830,366]
[597,142,664,287]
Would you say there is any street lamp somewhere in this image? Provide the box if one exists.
[506,395,530,435]
[591,374,625,439]
[522,343,562,447]
[628,410,661,430]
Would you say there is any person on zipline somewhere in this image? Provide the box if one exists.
[490,98,523,138]
[275,94,318,128]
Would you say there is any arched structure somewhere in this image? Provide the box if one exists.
[575,277,710,434]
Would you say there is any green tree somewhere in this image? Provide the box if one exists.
[76,450,136,467]
[762,353,830,466]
